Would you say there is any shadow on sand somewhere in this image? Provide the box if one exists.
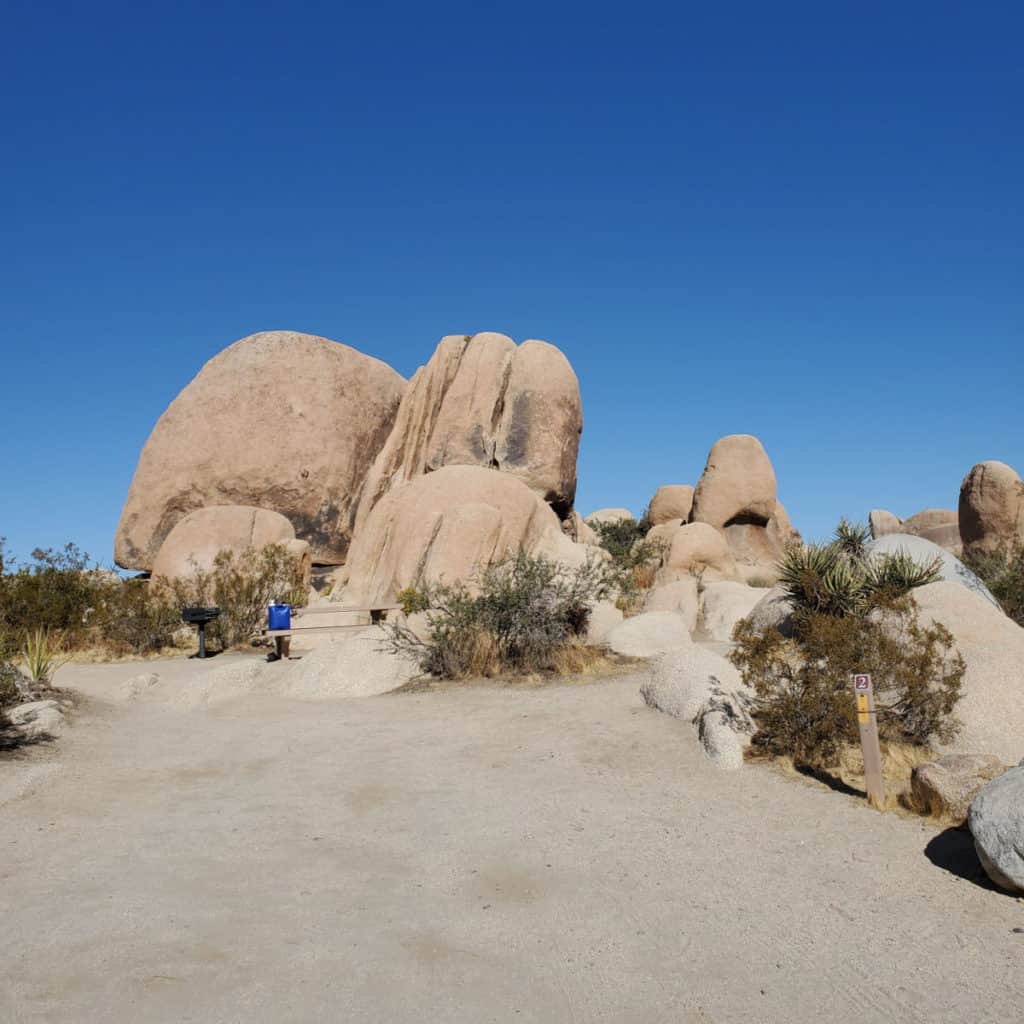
[924,827,1002,892]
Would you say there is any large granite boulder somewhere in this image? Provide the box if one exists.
[913,581,1024,764]
[959,460,1024,558]
[643,578,700,633]
[604,612,692,658]
[150,505,311,589]
[115,331,406,568]
[586,508,635,527]
[690,434,777,529]
[700,581,766,642]
[341,465,583,607]
[656,523,740,585]
[869,509,902,538]
[648,485,693,526]
[969,766,1024,893]
[864,534,999,608]
[354,333,582,533]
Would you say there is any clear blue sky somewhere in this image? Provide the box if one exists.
[2,1,1021,566]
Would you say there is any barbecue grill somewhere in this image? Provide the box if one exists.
[181,606,221,659]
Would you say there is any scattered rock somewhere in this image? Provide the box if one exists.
[959,460,1024,559]
[150,505,311,589]
[969,766,1024,893]
[648,485,693,526]
[643,578,700,634]
[865,534,999,608]
[7,700,65,741]
[604,612,692,658]
[911,753,1006,825]
[700,581,765,642]
[115,330,406,568]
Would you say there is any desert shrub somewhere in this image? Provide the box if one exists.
[591,516,646,562]
[89,578,184,656]
[731,517,961,769]
[158,544,308,649]
[591,516,666,612]
[386,550,612,679]
[731,600,964,768]
[0,543,101,656]
[963,544,1024,626]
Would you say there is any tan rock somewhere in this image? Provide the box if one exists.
[700,581,766,643]
[721,500,799,585]
[150,506,312,590]
[563,510,600,546]
[913,580,1024,764]
[643,521,683,556]
[657,523,740,585]
[643,578,700,634]
[869,509,903,538]
[901,508,962,556]
[586,508,635,527]
[910,754,1006,826]
[585,601,625,646]
[604,612,692,658]
[648,485,694,526]
[690,435,777,529]
[354,333,582,532]
[115,331,406,569]
[959,461,1024,557]
[341,465,575,607]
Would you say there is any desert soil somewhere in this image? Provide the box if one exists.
[2,655,1022,1023]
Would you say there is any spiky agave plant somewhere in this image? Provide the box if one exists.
[833,517,872,561]
[778,544,861,616]
[22,628,65,683]
[864,550,942,599]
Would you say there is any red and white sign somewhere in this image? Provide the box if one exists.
[853,673,872,691]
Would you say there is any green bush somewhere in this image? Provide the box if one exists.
[963,544,1024,626]
[730,517,962,769]
[590,514,666,612]
[387,550,612,679]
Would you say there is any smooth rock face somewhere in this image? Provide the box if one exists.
[869,509,903,538]
[901,508,962,555]
[585,601,624,646]
[700,581,765,643]
[604,612,692,658]
[745,586,796,638]
[342,465,578,607]
[911,754,1005,825]
[355,334,582,532]
[657,523,740,584]
[690,435,777,529]
[969,766,1024,892]
[913,581,1024,764]
[643,578,700,634]
[644,521,683,551]
[648,486,694,526]
[563,510,600,546]
[865,535,999,608]
[7,700,65,741]
[150,506,311,587]
[959,461,1024,558]
[115,331,406,569]
[641,646,755,770]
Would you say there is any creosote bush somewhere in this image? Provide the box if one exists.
[730,519,962,769]
[963,543,1024,626]
[387,549,613,679]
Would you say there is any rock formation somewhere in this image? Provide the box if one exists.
[959,460,1024,558]
[586,508,635,526]
[354,333,582,534]
[656,523,740,584]
[150,505,311,589]
[969,766,1024,893]
[341,465,586,607]
[648,485,693,526]
[869,507,961,555]
[115,331,406,568]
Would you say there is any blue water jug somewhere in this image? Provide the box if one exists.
[268,603,291,630]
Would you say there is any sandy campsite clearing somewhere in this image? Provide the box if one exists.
[3,656,1022,1023]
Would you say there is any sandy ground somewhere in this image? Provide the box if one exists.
[2,654,1022,1023]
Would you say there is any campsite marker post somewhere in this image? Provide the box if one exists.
[852,673,885,810]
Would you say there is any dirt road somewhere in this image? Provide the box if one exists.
[2,656,1021,1022]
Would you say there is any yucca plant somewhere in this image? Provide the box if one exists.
[833,517,871,560]
[22,627,65,683]
[865,550,942,597]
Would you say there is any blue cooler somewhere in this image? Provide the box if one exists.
[268,603,291,630]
